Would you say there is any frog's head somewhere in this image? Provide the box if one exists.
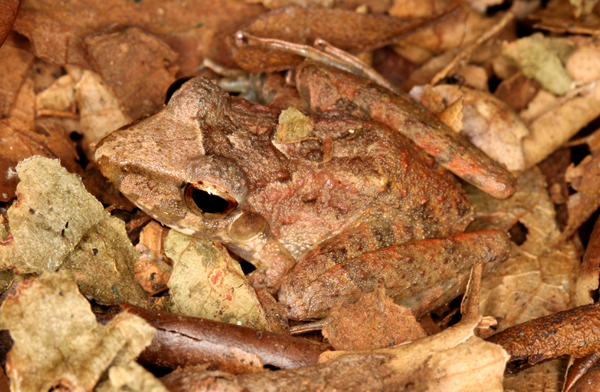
[95,77,295,291]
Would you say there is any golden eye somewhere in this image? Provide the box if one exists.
[184,183,238,218]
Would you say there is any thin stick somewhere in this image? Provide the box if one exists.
[236,31,400,94]
[431,11,515,86]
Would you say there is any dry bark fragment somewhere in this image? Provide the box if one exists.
[84,26,179,120]
[121,304,329,373]
[295,61,516,199]
[487,303,600,373]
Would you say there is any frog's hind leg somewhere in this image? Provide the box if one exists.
[279,230,511,320]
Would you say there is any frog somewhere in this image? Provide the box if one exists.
[95,75,509,318]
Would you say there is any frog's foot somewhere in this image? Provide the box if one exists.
[278,230,511,320]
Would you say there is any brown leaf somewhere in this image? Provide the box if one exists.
[249,0,393,13]
[494,72,541,112]
[0,0,20,48]
[0,272,157,391]
[479,169,579,333]
[564,353,600,392]
[529,0,600,35]
[75,70,131,159]
[487,303,600,372]
[558,152,600,243]
[232,6,440,72]
[13,0,266,75]
[121,303,329,373]
[84,26,178,120]
[412,84,530,171]
[322,282,426,351]
[570,355,600,391]
[576,215,600,306]
[0,44,34,118]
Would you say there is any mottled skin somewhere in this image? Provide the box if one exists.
[95,77,514,320]
[95,77,479,293]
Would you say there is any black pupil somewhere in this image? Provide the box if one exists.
[191,188,230,214]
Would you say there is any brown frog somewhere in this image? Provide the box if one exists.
[95,76,509,318]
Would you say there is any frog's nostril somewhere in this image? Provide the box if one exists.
[184,183,237,218]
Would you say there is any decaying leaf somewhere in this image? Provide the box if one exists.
[0,0,20,48]
[134,221,172,296]
[166,230,269,331]
[322,282,426,351]
[0,157,149,306]
[503,359,568,392]
[0,44,34,118]
[558,152,600,243]
[0,157,107,273]
[60,216,150,307]
[0,272,157,392]
[13,0,266,74]
[576,215,600,306]
[75,70,131,159]
[35,74,76,114]
[502,33,575,95]
[479,169,579,333]
[274,106,314,143]
[84,26,178,120]
[411,84,529,171]
[466,168,546,233]
[232,6,440,72]
[529,0,600,35]
[122,304,329,373]
[162,265,508,392]
[95,361,168,392]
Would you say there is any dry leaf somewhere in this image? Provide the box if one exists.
[479,170,579,333]
[13,0,266,75]
[233,6,439,72]
[84,26,178,120]
[558,152,600,243]
[411,84,529,171]
[75,70,131,159]
[165,230,269,331]
[494,72,541,112]
[466,168,546,233]
[322,282,426,351]
[35,74,76,113]
[248,0,392,12]
[529,0,600,35]
[502,33,575,95]
[503,359,568,392]
[60,216,151,307]
[95,361,168,392]
[274,107,314,143]
[0,157,107,273]
[576,215,600,306]
[0,0,20,48]
[0,272,157,392]
[0,44,34,118]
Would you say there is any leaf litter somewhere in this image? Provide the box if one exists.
[6,0,600,390]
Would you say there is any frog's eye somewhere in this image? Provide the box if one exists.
[165,77,193,104]
[184,183,238,218]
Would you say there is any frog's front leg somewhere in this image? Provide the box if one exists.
[279,229,511,320]
[227,211,296,293]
